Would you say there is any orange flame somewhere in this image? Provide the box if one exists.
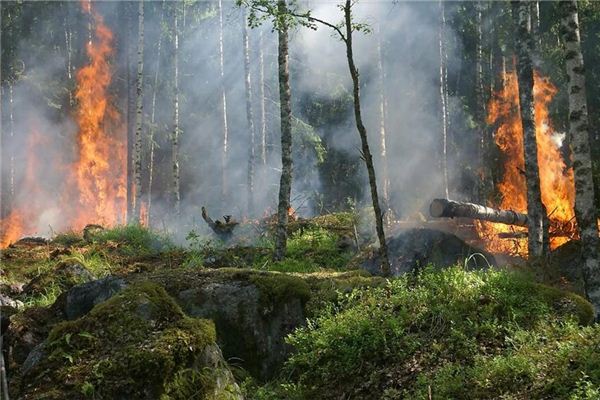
[0,2,125,247]
[69,1,126,229]
[478,71,576,255]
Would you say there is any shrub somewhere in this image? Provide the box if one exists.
[283,266,595,399]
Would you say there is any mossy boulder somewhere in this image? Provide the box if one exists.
[145,268,382,381]
[20,282,241,399]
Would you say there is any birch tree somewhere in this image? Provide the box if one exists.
[172,4,181,217]
[218,0,230,202]
[243,9,256,216]
[512,0,548,258]
[258,0,392,274]
[376,27,391,224]
[132,0,144,223]
[239,0,295,260]
[559,0,600,317]
[258,30,267,165]
[439,0,449,199]
[146,0,165,223]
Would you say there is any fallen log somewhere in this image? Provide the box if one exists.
[430,198,528,227]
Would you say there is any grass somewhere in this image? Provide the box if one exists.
[89,224,174,258]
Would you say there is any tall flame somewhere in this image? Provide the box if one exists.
[0,1,125,247]
[70,0,127,228]
[478,70,576,255]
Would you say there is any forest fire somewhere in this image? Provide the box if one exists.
[0,2,125,247]
[477,71,576,255]
[70,0,126,229]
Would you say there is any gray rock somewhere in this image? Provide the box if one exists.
[178,279,306,380]
[0,293,23,309]
[63,276,127,320]
[21,341,46,376]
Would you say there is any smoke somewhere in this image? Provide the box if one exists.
[1,0,471,243]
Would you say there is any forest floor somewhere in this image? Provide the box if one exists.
[1,214,599,399]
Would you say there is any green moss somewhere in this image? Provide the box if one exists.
[247,271,312,308]
[23,282,219,399]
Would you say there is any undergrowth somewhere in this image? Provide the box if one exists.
[246,266,597,400]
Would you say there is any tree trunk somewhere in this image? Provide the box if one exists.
[243,9,256,216]
[376,27,391,224]
[430,198,528,226]
[126,2,135,222]
[218,0,229,202]
[343,0,390,276]
[172,4,181,217]
[9,82,14,205]
[273,0,293,261]
[439,0,449,199]
[559,0,600,318]
[64,2,73,106]
[475,1,488,203]
[512,1,548,258]
[132,0,144,223]
[147,0,165,225]
[530,1,541,48]
[259,30,267,165]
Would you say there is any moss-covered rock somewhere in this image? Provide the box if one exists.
[144,268,381,381]
[20,282,241,400]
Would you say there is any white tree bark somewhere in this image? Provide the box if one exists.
[132,0,144,222]
[218,0,230,202]
[243,9,256,216]
[172,5,181,217]
[259,30,267,165]
[147,0,165,225]
[439,0,449,199]
[376,28,391,224]
[559,0,600,318]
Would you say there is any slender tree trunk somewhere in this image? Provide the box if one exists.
[218,0,229,202]
[559,0,600,318]
[475,1,487,203]
[132,0,144,223]
[64,2,73,106]
[512,1,548,258]
[259,30,267,165]
[530,1,541,48]
[172,5,181,217]
[147,0,165,224]
[439,0,449,199]
[376,28,391,224]
[8,82,14,204]
[273,0,293,261]
[126,2,135,222]
[243,9,256,216]
[343,0,390,276]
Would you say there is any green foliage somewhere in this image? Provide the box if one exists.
[279,267,595,399]
[90,224,174,258]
